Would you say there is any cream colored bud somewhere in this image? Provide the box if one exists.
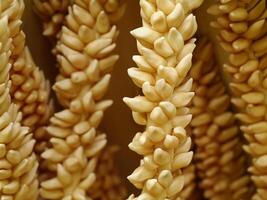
[142,82,161,102]
[150,106,169,124]
[167,175,184,196]
[147,126,166,143]
[172,151,193,170]
[145,179,165,195]
[156,0,175,15]
[172,114,192,128]
[159,101,176,118]
[131,27,161,44]
[158,65,178,86]
[79,173,96,190]
[154,37,174,57]
[128,166,155,186]
[128,68,155,87]
[176,54,192,81]
[133,55,155,73]
[91,74,111,100]
[164,135,179,149]
[153,148,170,165]
[171,91,194,107]
[178,14,197,41]
[123,96,156,113]
[151,11,168,32]
[155,79,173,99]
[140,0,156,19]
[167,3,184,28]
[140,44,167,69]
[167,28,184,53]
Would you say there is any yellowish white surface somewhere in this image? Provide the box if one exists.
[23,0,225,193]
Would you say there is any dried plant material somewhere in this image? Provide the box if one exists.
[208,0,267,199]
[88,145,127,200]
[5,0,53,158]
[123,0,203,199]
[190,38,252,200]
[40,0,125,199]
[33,0,69,39]
[0,6,39,199]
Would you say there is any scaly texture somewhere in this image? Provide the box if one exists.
[123,0,203,199]
[88,145,127,200]
[0,2,39,199]
[33,0,69,39]
[190,38,252,199]
[2,0,24,59]
[208,1,267,199]
[11,47,53,156]
[34,0,127,196]
[5,0,53,158]
[39,0,125,199]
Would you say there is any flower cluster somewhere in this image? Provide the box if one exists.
[124,0,203,199]
[0,1,39,198]
[208,0,267,199]
[37,0,126,199]
[190,38,252,200]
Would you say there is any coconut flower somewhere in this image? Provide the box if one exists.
[39,0,125,199]
[0,3,39,199]
[190,38,252,199]
[123,0,203,199]
[208,1,267,199]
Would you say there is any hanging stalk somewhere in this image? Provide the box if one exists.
[4,0,53,166]
[34,0,127,198]
[123,0,203,199]
[39,0,125,199]
[0,1,39,199]
[190,38,252,200]
[208,0,267,199]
